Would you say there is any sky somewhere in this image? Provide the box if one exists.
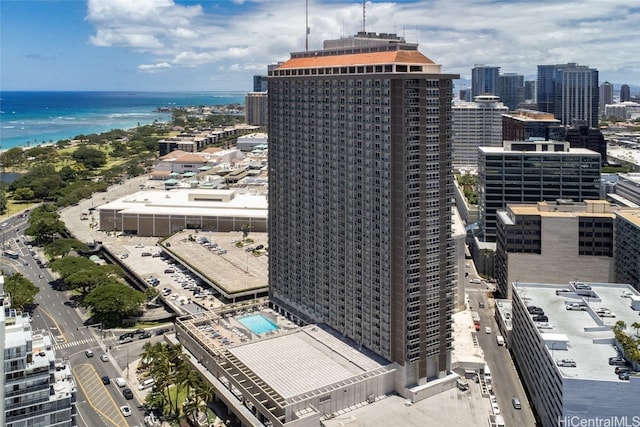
[1,0,639,92]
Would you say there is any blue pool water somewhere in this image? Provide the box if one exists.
[238,314,279,335]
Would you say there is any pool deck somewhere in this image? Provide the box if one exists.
[179,306,299,354]
[237,314,279,335]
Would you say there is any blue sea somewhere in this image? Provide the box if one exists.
[0,91,246,150]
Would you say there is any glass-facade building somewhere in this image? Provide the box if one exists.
[536,63,599,128]
[478,141,601,241]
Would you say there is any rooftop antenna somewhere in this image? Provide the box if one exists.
[362,0,366,33]
[305,0,310,51]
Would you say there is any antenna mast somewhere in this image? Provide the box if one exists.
[306,0,310,51]
[362,1,366,33]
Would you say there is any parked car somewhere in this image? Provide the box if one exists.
[533,315,549,322]
[615,366,632,375]
[619,371,630,381]
[139,332,152,340]
[556,358,577,367]
[609,357,626,366]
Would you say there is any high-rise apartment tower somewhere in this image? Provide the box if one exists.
[536,63,599,128]
[472,64,500,98]
[268,32,458,384]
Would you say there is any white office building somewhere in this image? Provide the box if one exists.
[510,281,640,427]
[452,95,508,170]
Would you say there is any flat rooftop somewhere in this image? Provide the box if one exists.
[98,188,268,218]
[514,281,640,381]
[229,325,388,399]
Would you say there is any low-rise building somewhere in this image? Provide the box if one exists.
[495,200,615,299]
[98,188,267,237]
[510,281,640,427]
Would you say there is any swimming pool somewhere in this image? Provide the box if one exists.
[238,314,279,335]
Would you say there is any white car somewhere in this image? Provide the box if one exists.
[470,279,482,284]
[485,326,492,334]
[120,405,132,417]
[100,354,109,362]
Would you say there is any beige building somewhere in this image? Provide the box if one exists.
[98,189,267,237]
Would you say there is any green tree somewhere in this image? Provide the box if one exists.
[50,256,98,279]
[144,287,160,302]
[84,283,144,327]
[25,212,66,244]
[4,273,39,310]
[44,238,89,258]
[632,321,640,337]
[13,187,35,201]
[72,145,107,169]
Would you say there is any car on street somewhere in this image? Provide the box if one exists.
[120,253,129,259]
[139,332,152,340]
[122,388,134,400]
[114,377,126,387]
[120,405,132,417]
[485,326,492,334]
[134,329,145,335]
[84,349,94,358]
[119,336,133,344]
[100,354,109,362]
[101,376,110,385]
[155,328,170,336]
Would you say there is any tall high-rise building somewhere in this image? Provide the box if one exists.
[452,95,508,170]
[1,278,77,426]
[498,73,524,110]
[253,75,268,92]
[620,84,631,102]
[524,80,537,102]
[268,32,458,384]
[244,92,268,126]
[472,64,500,98]
[599,81,614,115]
[536,63,599,128]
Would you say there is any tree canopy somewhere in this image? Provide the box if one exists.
[4,273,39,310]
[84,283,145,327]
[72,145,107,169]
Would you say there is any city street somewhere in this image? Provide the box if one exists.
[466,273,537,427]
[1,216,151,427]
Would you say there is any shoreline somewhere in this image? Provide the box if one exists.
[0,91,247,151]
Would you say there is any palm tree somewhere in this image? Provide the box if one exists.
[632,321,640,337]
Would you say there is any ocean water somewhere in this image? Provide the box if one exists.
[0,91,246,150]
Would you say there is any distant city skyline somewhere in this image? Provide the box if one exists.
[1,0,639,92]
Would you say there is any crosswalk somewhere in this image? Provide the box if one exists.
[54,338,96,350]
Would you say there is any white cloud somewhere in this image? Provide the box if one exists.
[138,62,172,73]
[85,0,640,88]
